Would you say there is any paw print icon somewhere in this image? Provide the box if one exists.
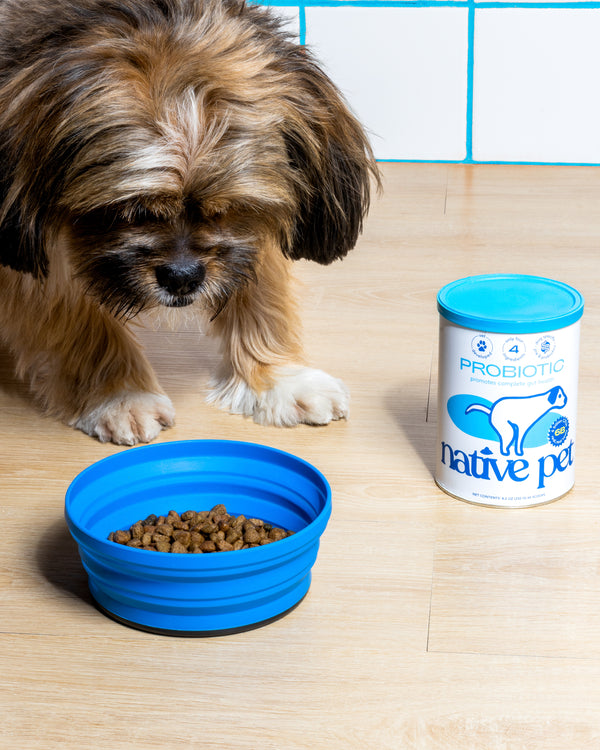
[471,334,493,358]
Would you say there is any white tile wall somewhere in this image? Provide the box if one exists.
[473,9,600,164]
[304,6,469,161]
[262,3,600,165]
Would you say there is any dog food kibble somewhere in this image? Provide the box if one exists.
[107,504,294,553]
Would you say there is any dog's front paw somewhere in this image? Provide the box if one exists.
[210,366,349,427]
[255,367,349,426]
[72,391,175,445]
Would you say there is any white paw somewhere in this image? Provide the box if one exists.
[72,391,175,445]
[209,366,349,427]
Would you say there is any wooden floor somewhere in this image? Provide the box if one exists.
[2,162,600,748]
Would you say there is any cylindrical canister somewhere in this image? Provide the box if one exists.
[436,274,584,508]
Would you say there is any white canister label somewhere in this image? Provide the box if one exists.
[436,319,580,507]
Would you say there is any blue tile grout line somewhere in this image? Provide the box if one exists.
[379,159,600,166]
[465,4,474,161]
[258,0,600,165]
[475,2,600,7]
[262,1,600,7]
[299,2,307,42]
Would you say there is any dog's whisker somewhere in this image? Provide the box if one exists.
[209,294,231,322]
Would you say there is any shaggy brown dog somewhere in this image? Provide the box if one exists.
[0,0,378,444]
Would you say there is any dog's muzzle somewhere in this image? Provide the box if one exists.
[155,261,206,303]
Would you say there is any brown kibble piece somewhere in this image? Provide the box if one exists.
[113,529,131,545]
[269,527,287,542]
[171,541,188,554]
[244,527,260,544]
[173,530,191,547]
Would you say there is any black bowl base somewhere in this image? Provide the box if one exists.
[92,594,307,637]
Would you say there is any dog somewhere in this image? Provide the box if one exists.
[465,386,567,457]
[0,0,379,444]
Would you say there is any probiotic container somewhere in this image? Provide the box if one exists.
[436,274,584,508]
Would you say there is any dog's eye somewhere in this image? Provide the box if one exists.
[127,244,155,258]
[120,198,181,225]
[205,206,226,218]
[187,198,230,222]
[123,206,157,225]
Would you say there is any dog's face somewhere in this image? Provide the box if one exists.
[67,192,272,318]
[549,386,567,408]
[0,0,379,319]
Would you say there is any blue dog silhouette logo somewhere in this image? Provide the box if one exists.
[448,386,568,457]
[464,386,567,456]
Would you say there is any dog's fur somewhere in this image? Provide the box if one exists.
[0,0,378,444]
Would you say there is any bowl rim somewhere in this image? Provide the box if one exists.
[65,439,332,568]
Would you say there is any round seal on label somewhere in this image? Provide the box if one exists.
[535,334,555,359]
[471,334,493,359]
[502,336,526,361]
[548,416,569,447]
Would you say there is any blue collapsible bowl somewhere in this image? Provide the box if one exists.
[65,440,331,636]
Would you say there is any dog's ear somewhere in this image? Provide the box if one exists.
[0,198,50,279]
[279,47,380,265]
[548,386,561,404]
[0,135,51,278]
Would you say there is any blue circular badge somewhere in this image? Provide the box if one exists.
[548,416,569,447]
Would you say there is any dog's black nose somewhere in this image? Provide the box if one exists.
[155,262,206,297]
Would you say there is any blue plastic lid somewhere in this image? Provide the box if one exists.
[437,274,584,333]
